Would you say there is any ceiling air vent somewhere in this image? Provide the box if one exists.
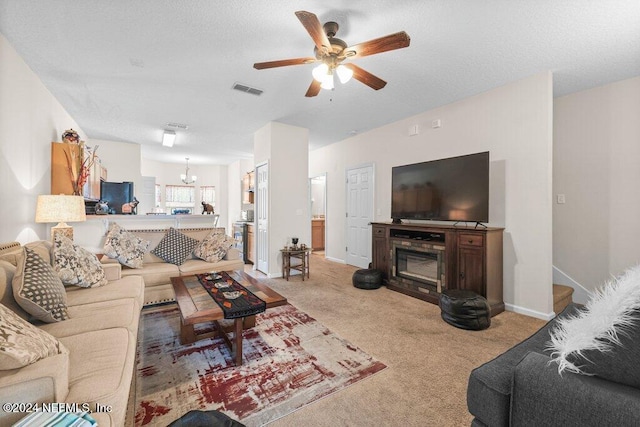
[167,122,189,130]
[232,82,263,96]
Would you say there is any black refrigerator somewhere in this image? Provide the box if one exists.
[100,181,134,214]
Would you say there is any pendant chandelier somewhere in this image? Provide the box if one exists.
[180,157,197,184]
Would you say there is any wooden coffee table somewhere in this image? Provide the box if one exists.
[170,270,287,366]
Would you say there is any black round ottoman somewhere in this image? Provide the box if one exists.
[439,289,491,330]
[352,269,382,289]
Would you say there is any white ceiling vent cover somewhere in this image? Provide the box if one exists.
[167,122,189,130]
[233,82,263,96]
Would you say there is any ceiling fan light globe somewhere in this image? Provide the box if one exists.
[312,63,329,82]
[320,74,335,90]
[336,65,353,84]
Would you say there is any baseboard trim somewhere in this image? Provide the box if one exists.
[552,266,592,304]
[325,256,346,264]
[505,303,555,321]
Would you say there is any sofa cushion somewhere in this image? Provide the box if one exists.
[13,247,69,323]
[193,232,234,263]
[178,258,244,276]
[103,223,150,269]
[60,327,135,427]
[39,298,140,337]
[53,234,107,288]
[65,276,144,308]
[467,303,582,426]
[120,262,179,287]
[151,227,199,266]
[0,303,67,370]
[0,260,29,319]
[548,265,640,389]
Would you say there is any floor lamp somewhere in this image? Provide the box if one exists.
[35,195,87,241]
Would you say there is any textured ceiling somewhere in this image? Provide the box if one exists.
[1,0,639,165]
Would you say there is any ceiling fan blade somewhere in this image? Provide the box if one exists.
[305,80,321,97]
[344,64,387,90]
[295,10,332,55]
[345,31,410,58]
[253,57,317,70]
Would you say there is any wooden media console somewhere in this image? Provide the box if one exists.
[371,222,504,316]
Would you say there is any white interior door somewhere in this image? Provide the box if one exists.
[256,163,269,274]
[346,165,374,268]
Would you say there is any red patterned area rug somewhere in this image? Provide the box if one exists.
[133,304,387,426]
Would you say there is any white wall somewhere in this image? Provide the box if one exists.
[0,34,87,243]
[554,75,640,292]
[310,72,554,317]
[141,158,229,232]
[254,122,310,277]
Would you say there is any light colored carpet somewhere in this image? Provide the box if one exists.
[128,254,545,426]
[133,304,386,426]
[246,255,546,427]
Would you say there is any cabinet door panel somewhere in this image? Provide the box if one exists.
[458,247,484,294]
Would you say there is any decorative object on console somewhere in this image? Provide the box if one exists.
[12,247,69,323]
[0,303,67,370]
[53,234,107,288]
[63,142,99,196]
[180,157,197,184]
[103,222,150,269]
[201,201,214,214]
[122,197,140,215]
[548,264,640,388]
[152,227,199,266]
[61,128,80,144]
[35,195,86,241]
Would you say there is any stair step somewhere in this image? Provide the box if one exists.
[553,284,574,314]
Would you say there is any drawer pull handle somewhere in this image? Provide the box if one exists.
[468,239,473,244]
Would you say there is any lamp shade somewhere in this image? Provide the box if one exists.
[35,195,86,224]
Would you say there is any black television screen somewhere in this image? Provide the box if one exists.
[391,152,489,223]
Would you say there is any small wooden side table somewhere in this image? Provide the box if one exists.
[280,248,311,281]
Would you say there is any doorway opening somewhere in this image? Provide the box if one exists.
[310,174,327,256]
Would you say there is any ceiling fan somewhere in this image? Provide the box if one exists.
[253,11,410,97]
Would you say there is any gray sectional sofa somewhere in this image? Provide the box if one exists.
[467,303,640,426]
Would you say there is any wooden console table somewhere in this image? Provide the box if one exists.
[280,248,311,281]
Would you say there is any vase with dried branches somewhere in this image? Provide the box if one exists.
[64,142,99,196]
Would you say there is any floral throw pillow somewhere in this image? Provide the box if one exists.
[151,227,199,266]
[0,303,67,370]
[193,232,235,263]
[103,223,150,269]
[12,247,68,323]
[53,234,107,288]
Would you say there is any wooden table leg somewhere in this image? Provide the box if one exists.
[234,317,243,366]
[180,318,196,345]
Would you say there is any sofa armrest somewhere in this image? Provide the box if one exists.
[102,262,122,281]
[0,353,69,425]
[511,352,640,426]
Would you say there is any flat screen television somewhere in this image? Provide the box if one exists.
[391,151,489,223]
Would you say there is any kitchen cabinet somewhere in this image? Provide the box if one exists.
[311,219,325,250]
[246,223,255,264]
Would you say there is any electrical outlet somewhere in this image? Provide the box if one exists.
[556,194,566,204]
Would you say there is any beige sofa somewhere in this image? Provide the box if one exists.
[100,227,244,306]
[0,240,144,427]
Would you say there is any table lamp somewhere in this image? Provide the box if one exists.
[35,195,86,241]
